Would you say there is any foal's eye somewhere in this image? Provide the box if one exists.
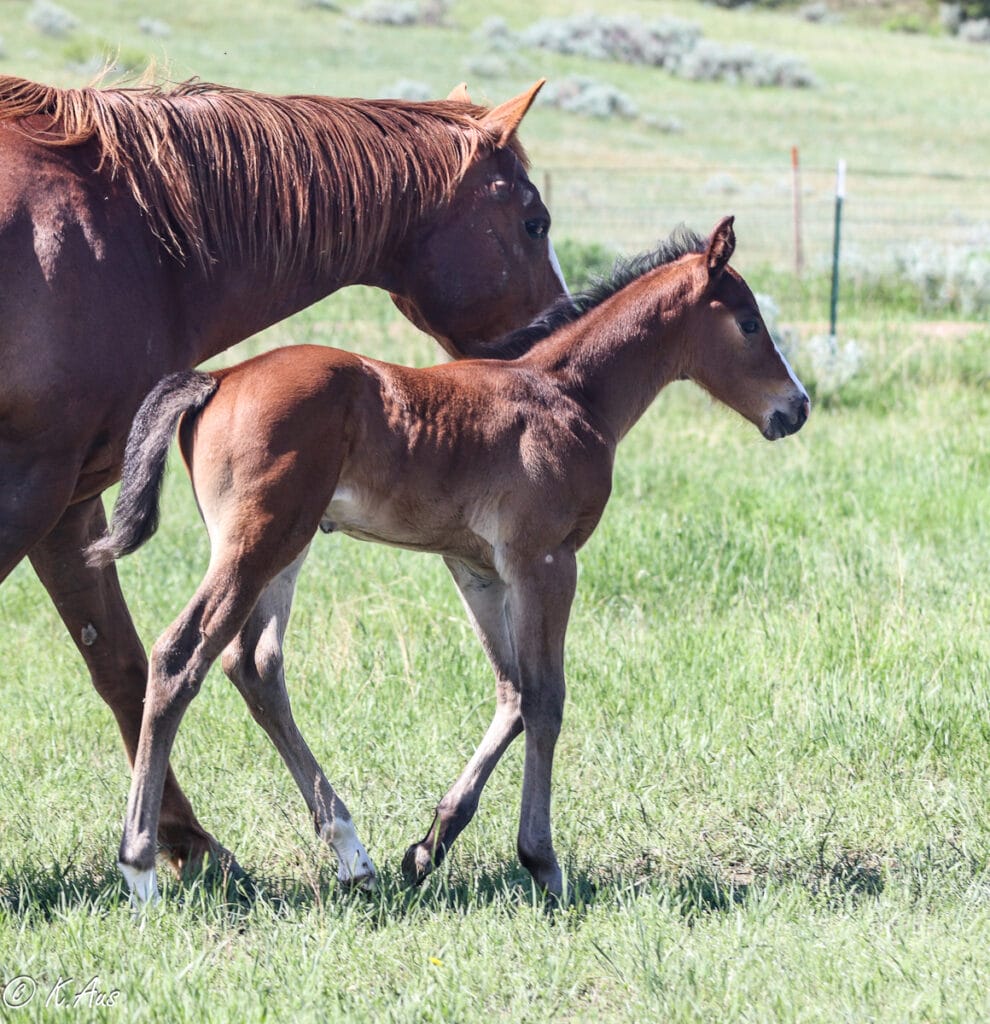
[740,318,761,335]
[488,178,511,199]
[525,217,550,240]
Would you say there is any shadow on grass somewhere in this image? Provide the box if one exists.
[0,843,895,925]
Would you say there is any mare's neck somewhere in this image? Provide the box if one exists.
[526,268,694,444]
[181,262,367,367]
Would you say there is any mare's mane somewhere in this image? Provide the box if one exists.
[0,75,523,277]
[485,225,708,360]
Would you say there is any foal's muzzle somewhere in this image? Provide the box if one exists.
[763,394,810,440]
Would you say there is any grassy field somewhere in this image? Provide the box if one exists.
[2,2,989,1021]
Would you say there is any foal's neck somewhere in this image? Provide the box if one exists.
[525,267,695,444]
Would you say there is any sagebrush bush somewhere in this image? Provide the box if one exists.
[26,0,79,37]
[958,17,990,40]
[472,16,517,52]
[351,0,447,26]
[508,13,817,88]
[940,2,990,39]
[675,39,818,87]
[539,76,639,120]
[351,0,419,26]
[889,243,990,315]
[520,13,700,68]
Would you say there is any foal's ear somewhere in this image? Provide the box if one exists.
[480,79,546,146]
[706,215,736,278]
[447,82,472,103]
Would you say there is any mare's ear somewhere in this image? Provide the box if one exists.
[480,79,546,146]
[447,82,472,102]
[706,215,736,278]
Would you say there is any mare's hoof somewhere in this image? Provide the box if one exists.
[160,841,257,904]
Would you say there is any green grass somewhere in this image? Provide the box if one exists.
[2,303,988,1021]
[2,2,990,1021]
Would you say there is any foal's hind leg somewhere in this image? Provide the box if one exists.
[402,557,524,885]
[28,495,231,879]
[117,545,304,906]
[221,550,375,889]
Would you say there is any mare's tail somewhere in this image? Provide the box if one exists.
[86,371,218,568]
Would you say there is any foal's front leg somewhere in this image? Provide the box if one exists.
[221,551,375,889]
[504,546,577,897]
[403,558,523,884]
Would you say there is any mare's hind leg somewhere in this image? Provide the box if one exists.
[221,549,375,889]
[402,557,524,885]
[28,495,231,878]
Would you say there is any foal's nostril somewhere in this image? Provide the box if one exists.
[793,396,810,429]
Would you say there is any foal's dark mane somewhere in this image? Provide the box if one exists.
[485,225,708,360]
[0,75,522,278]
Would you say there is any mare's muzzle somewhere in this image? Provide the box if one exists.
[763,394,810,440]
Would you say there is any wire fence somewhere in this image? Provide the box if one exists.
[540,160,990,274]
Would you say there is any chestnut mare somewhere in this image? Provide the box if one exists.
[0,75,566,876]
[91,217,809,905]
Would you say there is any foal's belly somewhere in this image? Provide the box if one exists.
[320,484,494,565]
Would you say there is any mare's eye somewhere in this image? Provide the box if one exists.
[488,178,511,199]
[525,217,550,239]
[740,318,760,335]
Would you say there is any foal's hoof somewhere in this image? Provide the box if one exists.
[339,867,378,893]
[118,862,160,910]
[336,848,378,892]
[401,841,444,887]
[337,858,377,893]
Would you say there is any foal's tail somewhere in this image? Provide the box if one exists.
[86,371,218,568]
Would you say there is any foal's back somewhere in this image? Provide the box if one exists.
[183,345,611,568]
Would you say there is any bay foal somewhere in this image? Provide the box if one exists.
[91,217,809,905]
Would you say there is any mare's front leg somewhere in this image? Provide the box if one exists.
[503,546,577,897]
[221,550,375,889]
[403,558,523,884]
[28,495,231,879]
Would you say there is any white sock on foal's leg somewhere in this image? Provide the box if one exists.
[319,819,377,889]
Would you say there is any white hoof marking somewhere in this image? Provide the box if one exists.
[320,820,377,889]
[119,862,160,909]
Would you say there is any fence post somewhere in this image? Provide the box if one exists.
[791,146,803,277]
[829,158,846,342]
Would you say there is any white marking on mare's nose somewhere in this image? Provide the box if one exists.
[547,239,571,299]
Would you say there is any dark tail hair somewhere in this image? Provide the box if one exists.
[86,371,218,568]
